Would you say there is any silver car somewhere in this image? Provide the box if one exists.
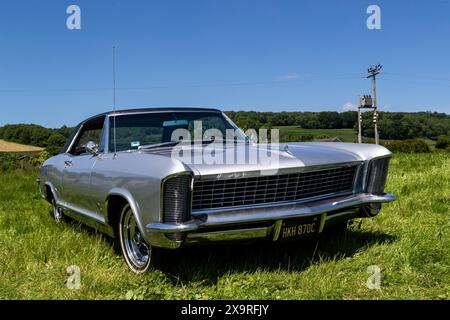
[38,107,396,273]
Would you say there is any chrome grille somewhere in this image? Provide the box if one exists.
[192,166,357,210]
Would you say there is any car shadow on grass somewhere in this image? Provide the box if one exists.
[63,218,396,283]
[159,228,397,285]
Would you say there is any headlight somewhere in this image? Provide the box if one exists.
[366,157,391,195]
[162,174,193,241]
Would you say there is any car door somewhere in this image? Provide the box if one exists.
[61,116,105,217]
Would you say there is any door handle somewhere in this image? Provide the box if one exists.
[64,160,73,167]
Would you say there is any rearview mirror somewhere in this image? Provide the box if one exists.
[85,141,99,156]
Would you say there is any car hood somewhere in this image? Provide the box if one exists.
[142,142,391,179]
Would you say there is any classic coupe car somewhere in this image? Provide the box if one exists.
[38,107,395,273]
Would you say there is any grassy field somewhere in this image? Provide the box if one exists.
[0,153,449,300]
[277,127,358,142]
[0,139,44,154]
[276,127,438,149]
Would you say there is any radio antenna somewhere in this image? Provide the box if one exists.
[112,46,117,157]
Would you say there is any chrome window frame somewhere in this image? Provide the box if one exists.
[64,124,84,155]
[98,116,109,154]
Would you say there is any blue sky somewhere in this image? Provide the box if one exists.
[0,0,449,127]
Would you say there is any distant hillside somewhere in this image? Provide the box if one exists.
[0,124,72,155]
[225,111,450,140]
[0,111,448,154]
[0,139,44,155]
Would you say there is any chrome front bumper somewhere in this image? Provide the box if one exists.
[145,193,396,249]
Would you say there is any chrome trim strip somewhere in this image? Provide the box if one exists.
[103,115,111,154]
[146,232,182,249]
[58,201,106,224]
[57,202,114,237]
[325,211,357,220]
[196,161,363,182]
[146,219,203,233]
[146,193,396,234]
[186,227,270,243]
[65,123,85,154]
[109,110,221,117]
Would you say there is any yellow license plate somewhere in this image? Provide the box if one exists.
[279,216,319,241]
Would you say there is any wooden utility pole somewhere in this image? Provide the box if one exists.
[358,96,362,143]
[367,64,382,145]
[357,95,373,143]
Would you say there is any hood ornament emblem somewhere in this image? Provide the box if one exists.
[284,145,294,156]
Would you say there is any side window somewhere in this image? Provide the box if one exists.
[68,116,105,156]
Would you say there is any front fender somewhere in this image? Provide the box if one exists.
[105,188,146,236]
[43,182,59,203]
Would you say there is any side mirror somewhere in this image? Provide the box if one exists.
[85,141,99,155]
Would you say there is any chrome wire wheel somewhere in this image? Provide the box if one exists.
[119,204,152,273]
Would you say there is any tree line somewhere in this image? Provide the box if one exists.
[0,124,72,155]
[0,111,449,155]
[226,111,450,140]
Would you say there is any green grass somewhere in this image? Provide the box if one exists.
[0,153,449,300]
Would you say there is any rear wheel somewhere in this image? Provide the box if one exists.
[118,204,158,273]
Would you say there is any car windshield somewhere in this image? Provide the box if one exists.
[109,111,247,152]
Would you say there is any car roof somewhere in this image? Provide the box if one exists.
[83,107,222,123]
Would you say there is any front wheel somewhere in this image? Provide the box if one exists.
[118,204,158,273]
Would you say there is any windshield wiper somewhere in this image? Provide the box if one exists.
[139,139,245,150]
[138,141,182,150]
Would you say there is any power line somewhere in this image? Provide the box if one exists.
[0,74,365,94]
[382,72,450,82]
[381,72,450,85]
